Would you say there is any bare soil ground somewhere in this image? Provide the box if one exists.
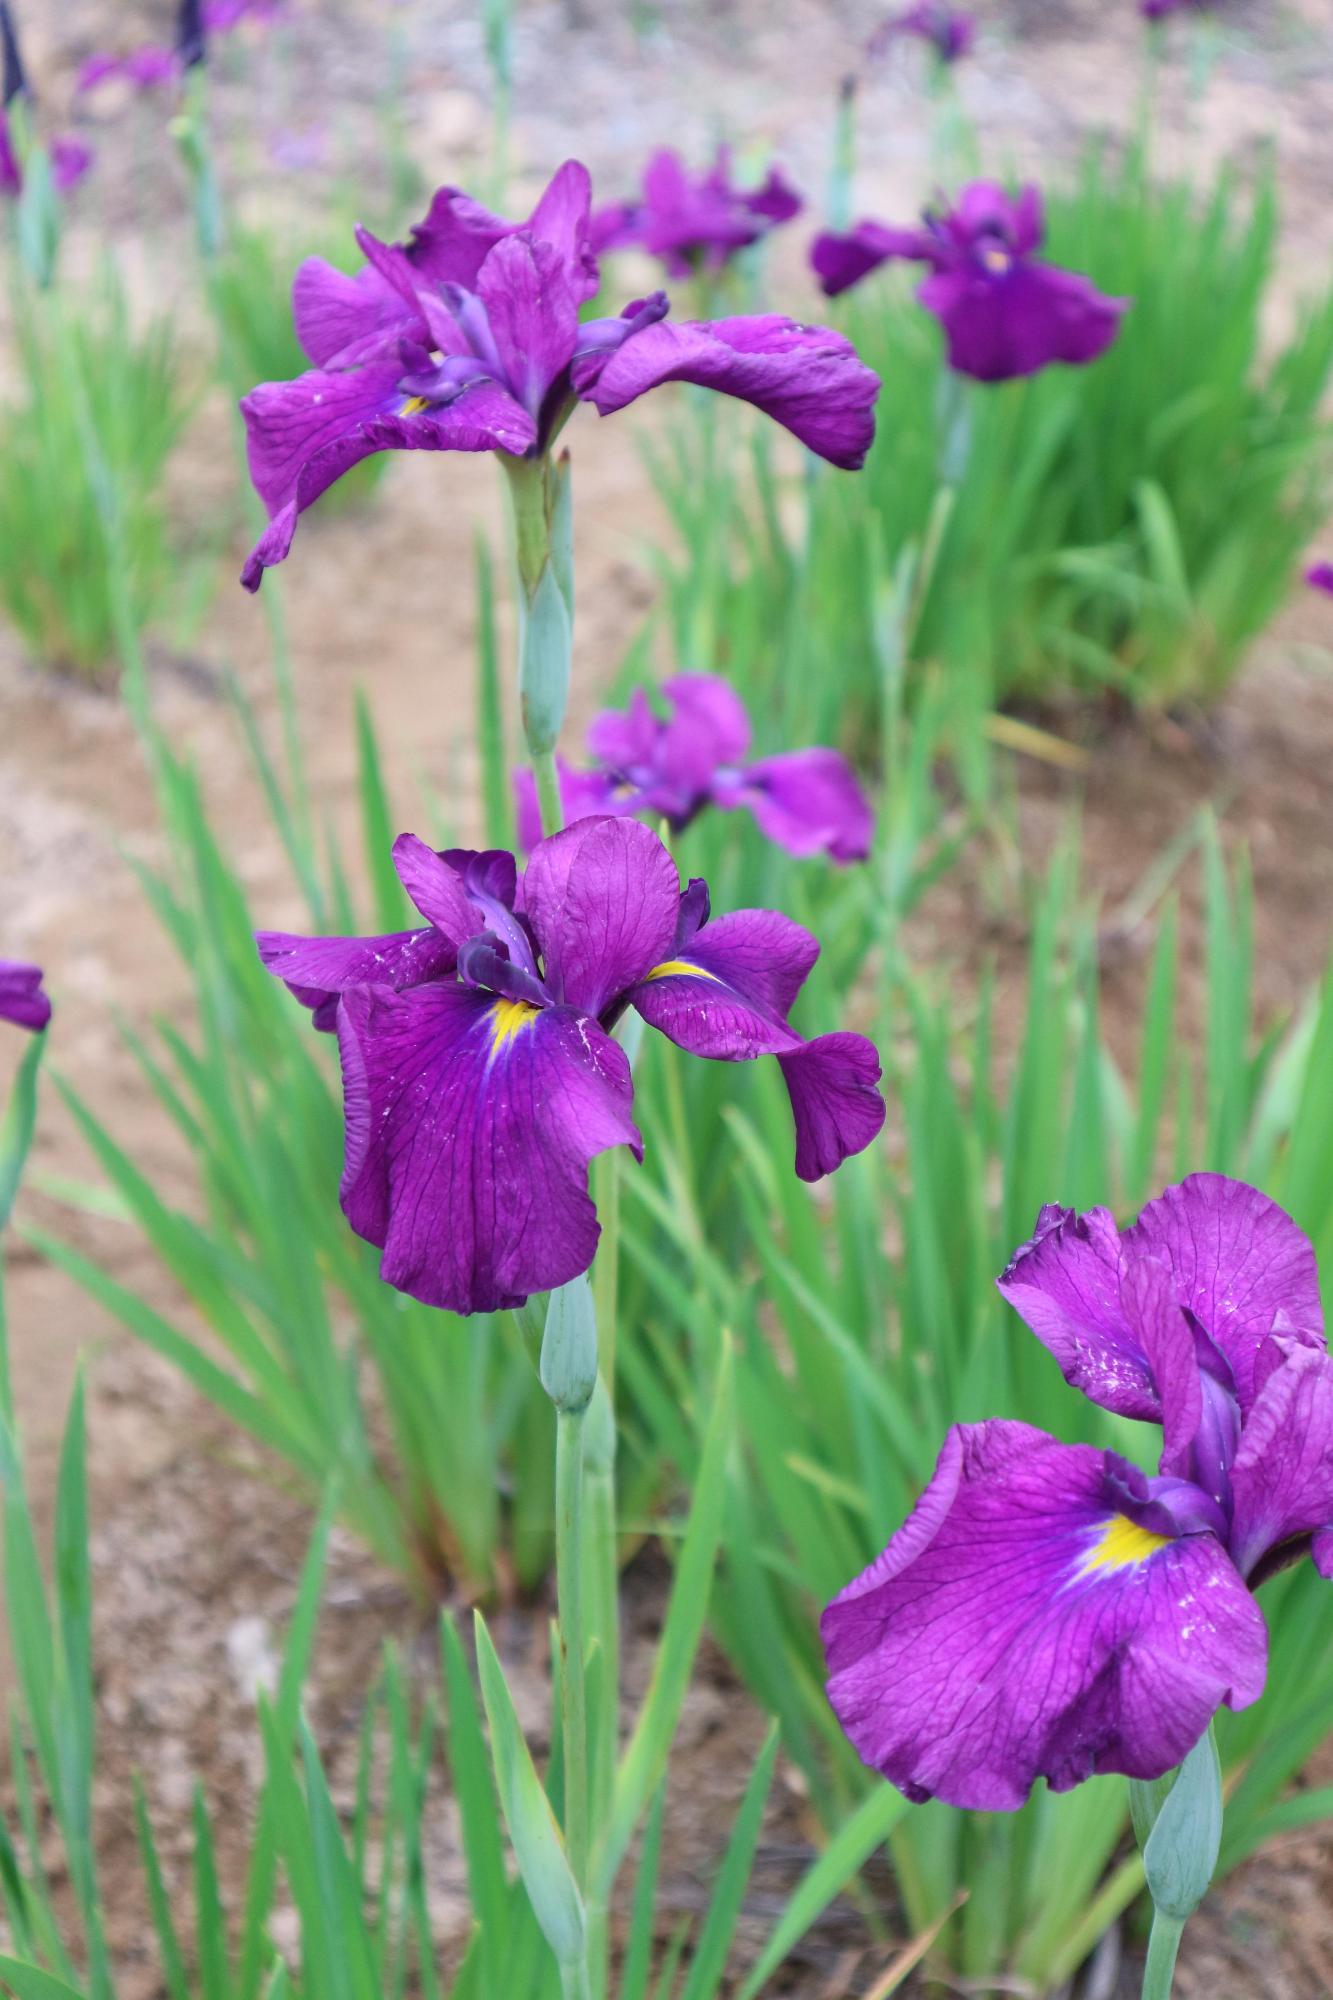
[3,0,1333,1992]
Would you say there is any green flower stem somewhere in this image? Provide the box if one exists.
[1140,1910,1185,2000]
[555,1405,590,1892]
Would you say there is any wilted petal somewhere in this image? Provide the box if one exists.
[521,817,680,1018]
[823,1420,1267,1810]
[0,960,51,1033]
[574,313,880,470]
[919,260,1126,382]
[1126,1174,1324,1412]
[337,982,639,1314]
[726,746,874,861]
[256,926,457,1029]
[997,1203,1160,1420]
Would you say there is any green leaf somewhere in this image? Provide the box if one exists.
[0,1961,89,2000]
[0,1033,44,1236]
[473,1612,585,1971]
[596,1339,734,1899]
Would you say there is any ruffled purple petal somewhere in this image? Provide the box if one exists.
[920,261,1126,383]
[778,1033,886,1179]
[997,1203,1160,1420]
[337,982,639,1314]
[256,926,457,1029]
[574,313,880,471]
[810,221,934,297]
[291,258,414,368]
[1227,1342,1333,1580]
[1126,1174,1324,1414]
[823,1420,1267,1810]
[725,747,874,861]
[629,906,820,1056]
[239,371,536,589]
[0,960,51,1034]
[409,159,598,302]
[520,816,680,1019]
[586,687,663,773]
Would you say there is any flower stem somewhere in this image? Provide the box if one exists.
[532,747,565,840]
[555,1405,590,1891]
[1140,1910,1185,2000]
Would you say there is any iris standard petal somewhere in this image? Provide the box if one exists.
[823,1420,1267,1810]
[659,674,752,778]
[408,159,598,301]
[291,257,414,368]
[1228,1342,1333,1581]
[573,313,880,471]
[391,834,481,942]
[475,234,581,420]
[337,982,640,1315]
[520,816,680,1019]
[728,747,874,861]
[997,1203,1161,1420]
[0,960,51,1033]
[919,261,1126,383]
[1126,1174,1325,1412]
[255,927,457,1029]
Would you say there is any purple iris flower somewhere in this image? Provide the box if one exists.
[1141,0,1211,16]
[238,159,878,590]
[824,1174,1333,1810]
[812,182,1128,384]
[0,111,92,198]
[257,816,885,1315]
[75,44,180,94]
[589,147,802,278]
[0,961,50,1034]
[514,675,874,862]
[1306,561,1333,596]
[868,3,976,63]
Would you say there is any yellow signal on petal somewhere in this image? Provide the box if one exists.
[488,998,540,1054]
[1079,1514,1171,1578]
[400,394,432,417]
[643,960,723,983]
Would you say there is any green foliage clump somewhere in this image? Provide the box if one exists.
[0,272,192,680]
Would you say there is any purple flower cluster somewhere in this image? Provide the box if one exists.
[258,818,885,1315]
[813,181,1127,384]
[515,675,873,862]
[869,3,976,64]
[825,1175,1333,1809]
[590,147,802,278]
[0,961,50,1033]
[238,160,879,589]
